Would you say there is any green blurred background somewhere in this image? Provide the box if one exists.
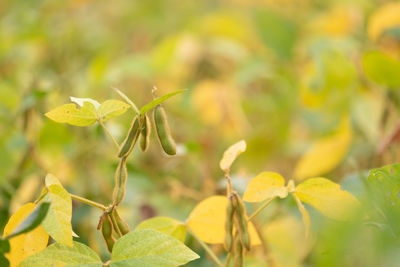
[1,0,400,266]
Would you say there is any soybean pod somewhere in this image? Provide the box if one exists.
[153,104,176,155]
[233,233,243,267]
[234,192,251,251]
[224,193,235,252]
[118,116,140,158]
[101,214,116,252]
[139,114,151,152]
[112,157,128,206]
[112,208,130,236]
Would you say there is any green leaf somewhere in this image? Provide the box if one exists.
[19,241,102,267]
[98,100,130,122]
[41,174,73,247]
[362,51,400,88]
[113,87,141,115]
[367,164,400,236]
[6,202,50,239]
[45,102,97,126]
[135,217,186,243]
[295,178,360,221]
[111,229,199,267]
[140,89,186,115]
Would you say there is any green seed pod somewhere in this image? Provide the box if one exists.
[139,114,151,152]
[118,116,140,157]
[224,194,235,252]
[112,157,128,206]
[153,105,176,155]
[101,214,116,252]
[233,234,243,267]
[234,192,251,251]
[112,209,130,236]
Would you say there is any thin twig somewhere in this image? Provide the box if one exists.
[70,193,107,211]
[189,229,224,267]
[247,198,274,221]
[99,120,120,150]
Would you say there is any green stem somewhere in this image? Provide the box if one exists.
[247,198,274,222]
[225,252,232,267]
[189,229,224,267]
[70,193,106,211]
[99,120,120,150]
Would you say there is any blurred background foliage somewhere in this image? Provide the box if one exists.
[1,0,400,266]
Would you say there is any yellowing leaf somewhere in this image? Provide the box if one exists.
[70,96,100,109]
[243,172,288,202]
[368,2,400,41]
[97,100,129,122]
[3,203,49,267]
[263,216,312,267]
[186,196,261,246]
[135,216,187,243]
[219,140,247,172]
[45,102,97,126]
[41,174,73,247]
[294,119,351,181]
[295,177,360,221]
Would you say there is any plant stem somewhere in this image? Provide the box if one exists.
[189,230,224,267]
[99,120,120,150]
[247,198,274,221]
[70,193,106,211]
[112,87,141,115]
[225,252,232,267]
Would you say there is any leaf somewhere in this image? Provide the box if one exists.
[367,1,400,41]
[186,196,261,245]
[135,217,186,243]
[110,229,199,267]
[140,89,186,114]
[45,102,98,126]
[6,202,50,239]
[292,193,311,237]
[219,140,247,172]
[362,51,400,88]
[19,241,102,267]
[294,119,351,181]
[113,87,140,115]
[3,203,49,267]
[40,174,73,247]
[295,177,360,221]
[97,100,130,122]
[243,172,288,202]
[367,164,400,235]
[70,96,101,109]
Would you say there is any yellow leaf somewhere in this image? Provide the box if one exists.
[368,2,400,41]
[295,177,360,221]
[45,102,97,127]
[294,119,351,181]
[186,196,261,246]
[219,140,247,172]
[263,215,312,267]
[3,203,49,267]
[243,172,288,202]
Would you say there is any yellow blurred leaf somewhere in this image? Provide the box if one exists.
[3,203,49,267]
[243,172,288,202]
[295,177,360,221]
[368,2,400,41]
[186,196,261,246]
[219,140,247,171]
[294,119,352,181]
[263,215,312,267]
